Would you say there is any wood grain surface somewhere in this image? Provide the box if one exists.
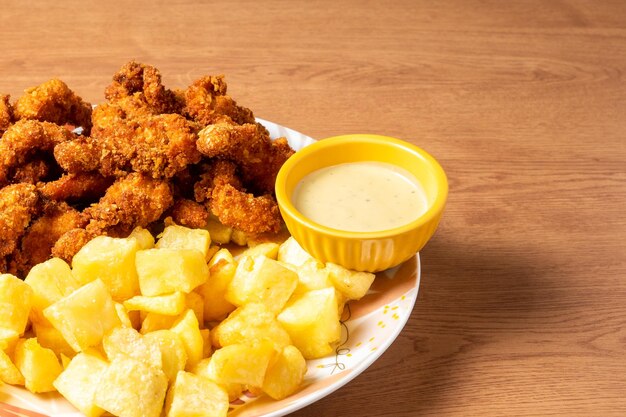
[1,0,625,415]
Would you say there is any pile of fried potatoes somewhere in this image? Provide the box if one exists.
[0,225,375,417]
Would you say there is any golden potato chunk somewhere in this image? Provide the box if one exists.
[123,292,186,316]
[156,224,211,260]
[196,248,237,321]
[102,327,162,370]
[277,287,341,359]
[206,342,275,388]
[44,279,121,352]
[94,356,168,417]
[53,351,108,417]
[24,258,79,326]
[170,309,204,369]
[144,330,188,383]
[0,273,33,335]
[263,345,307,400]
[164,371,229,417]
[14,337,63,393]
[72,235,141,301]
[136,248,209,296]
[211,303,291,350]
[326,262,375,300]
[0,347,24,385]
[226,255,298,314]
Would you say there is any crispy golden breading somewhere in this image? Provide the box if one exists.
[183,75,255,126]
[0,183,39,258]
[196,122,294,194]
[0,94,13,133]
[210,183,282,234]
[105,61,183,115]
[14,79,92,130]
[38,172,114,203]
[11,158,54,184]
[84,173,174,236]
[56,114,201,179]
[13,201,87,275]
[0,61,296,275]
[170,198,209,228]
[0,120,75,185]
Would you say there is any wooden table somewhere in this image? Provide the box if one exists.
[1,0,624,415]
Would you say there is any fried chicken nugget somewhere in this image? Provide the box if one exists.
[183,75,255,126]
[192,159,281,234]
[0,94,13,133]
[105,61,182,115]
[39,172,114,203]
[0,183,40,258]
[0,119,76,185]
[85,172,174,236]
[196,122,294,194]
[55,114,201,179]
[13,201,87,275]
[14,79,92,131]
[169,198,209,228]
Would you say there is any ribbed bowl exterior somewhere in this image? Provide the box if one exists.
[283,210,443,272]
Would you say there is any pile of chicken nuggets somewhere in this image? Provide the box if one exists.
[0,61,295,277]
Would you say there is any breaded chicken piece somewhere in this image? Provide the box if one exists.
[210,183,282,234]
[104,61,183,115]
[0,119,76,185]
[13,201,87,276]
[191,159,281,234]
[84,173,174,236]
[0,183,39,258]
[11,158,54,184]
[196,122,294,194]
[0,94,13,133]
[14,79,92,131]
[39,172,114,203]
[183,75,255,126]
[169,198,209,228]
[55,113,201,179]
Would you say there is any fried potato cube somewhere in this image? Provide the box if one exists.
[185,291,205,326]
[53,351,108,417]
[171,309,204,369]
[277,287,341,359]
[164,371,229,417]
[204,216,232,245]
[326,263,375,301]
[0,347,24,385]
[128,226,155,250]
[24,258,80,326]
[199,328,212,358]
[43,279,121,352]
[72,235,141,301]
[277,237,315,267]
[197,249,237,321]
[144,330,188,383]
[103,327,162,370]
[136,248,209,296]
[156,225,211,260]
[140,312,179,334]
[123,292,186,316]
[114,303,135,328]
[263,345,307,400]
[230,229,248,246]
[0,274,33,335]
[32,322,75,359]
[207,342,275,388]
[225,255,298,314]
[241,242,280,259]
[293,259,334,295]
[94,356,168,417]
[14,337,63,393]
[192,358,243,401]
[0,328,19,352]
[211,303,291,350]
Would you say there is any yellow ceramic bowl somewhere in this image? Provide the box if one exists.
[275,134,448,272]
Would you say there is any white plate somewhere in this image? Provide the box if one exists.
[0,120,421,417]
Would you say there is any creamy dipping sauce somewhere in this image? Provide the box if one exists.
[292,161,428,232]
